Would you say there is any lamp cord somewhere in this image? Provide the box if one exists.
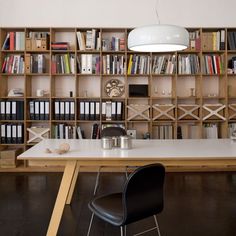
[155,0,160,24]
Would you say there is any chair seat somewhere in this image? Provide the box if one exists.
[88,193,124,226]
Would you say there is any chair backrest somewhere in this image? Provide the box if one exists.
[122,163,165,225]
[101,126,126,137]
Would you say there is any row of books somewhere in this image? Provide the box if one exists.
[29,100,49,120]
[0,123,24,144]
[0,100,24,120]
[152,55,176,74]
[189,30,201,51]
[51,42,69,50]
[227,31,236,50]
[79,101,123,121]
[54,101,75,120]
[76,30,100,51]
[203,123,218,139]
[102,37,125,51]
[127,55,150,75]
[52,123,100,139]
[178,54,200,75]
[228,123,236,138]
[202,30,225,51]
[202,55,224,74]
[53,124,77,139]
[153,125,173,139]
[25,54,46,73]
[1,55,25,74]
[51,54,75,74]
[79,54,100,74]
[102,55,126,75]
[2,32,25,51]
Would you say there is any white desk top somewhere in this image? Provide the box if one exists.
[18,139,236,161]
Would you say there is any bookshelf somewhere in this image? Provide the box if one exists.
[1,27,236,168]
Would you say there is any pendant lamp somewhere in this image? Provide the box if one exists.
[128,0,189,52]
[128,24,189,52]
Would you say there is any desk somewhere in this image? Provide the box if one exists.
[18,139,236,236]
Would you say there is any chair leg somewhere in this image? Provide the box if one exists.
[93,166,102,195]
[120,226,126,236]
[87,212,94,236]
[153,215,161,236]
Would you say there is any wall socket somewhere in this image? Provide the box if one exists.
[127,129,137,139]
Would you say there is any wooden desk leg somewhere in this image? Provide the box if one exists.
[66,161,80,204]
[46,160,77,236]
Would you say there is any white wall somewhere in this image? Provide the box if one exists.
[0,0,235,27]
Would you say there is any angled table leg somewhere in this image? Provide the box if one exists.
[66,162,80,204]
[46,160,77,236]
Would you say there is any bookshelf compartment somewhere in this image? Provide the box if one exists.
[51,76,76,98]
[176,76,200,98]
[77,76,101,98]
[26,75,50,98]
[152,124,174,139]
[151,76,173,98]
[177,122,201,139]
[127,122,150,139]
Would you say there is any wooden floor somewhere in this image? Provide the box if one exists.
[0,172,236,236]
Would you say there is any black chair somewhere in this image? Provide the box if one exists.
[87,163,165,236]
[93,126,127,195]
[101,126,127,137]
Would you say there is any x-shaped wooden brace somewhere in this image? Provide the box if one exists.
[127,104,150,121]
[228,104,236,120]
[27,127,50,143]
[152,104,175,120]
[178,104,200,120]
[202,104,226,121]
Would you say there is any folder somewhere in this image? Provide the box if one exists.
[12,124,17,144]
[117,101,122,120]
[55,101,60,120]
[40,101,45,120]
[25,54,31,74]
[65,101,70,120]
[70,101,75,120]
[111,102,116,120]
[1,124,6,143]
[90,102,95,120]
[6,101,11,120]
[95,102,100,120]
[11,101,17,120]
[85,101,90,120]
[45,101,49,120]
[77,126,83,139]
[102,102,106,120]
[29,101,35,120]
[0,101,5,120]
[105,101,112,121]
[60,101,65,120]
[86,54,92,74]
[6,124,12,144]
[34,101,40,120]
[17,124,23,144]
[16,101,24,120]
[79,101,85,120]
[81,54,87,74]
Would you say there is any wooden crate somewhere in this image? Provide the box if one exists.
[177,104,200,120]
[202,104,226,120]
[152,104,175,121]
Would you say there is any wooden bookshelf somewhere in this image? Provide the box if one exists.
[1,27,236,169]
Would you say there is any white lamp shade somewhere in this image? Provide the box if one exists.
[128,24,189,52]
